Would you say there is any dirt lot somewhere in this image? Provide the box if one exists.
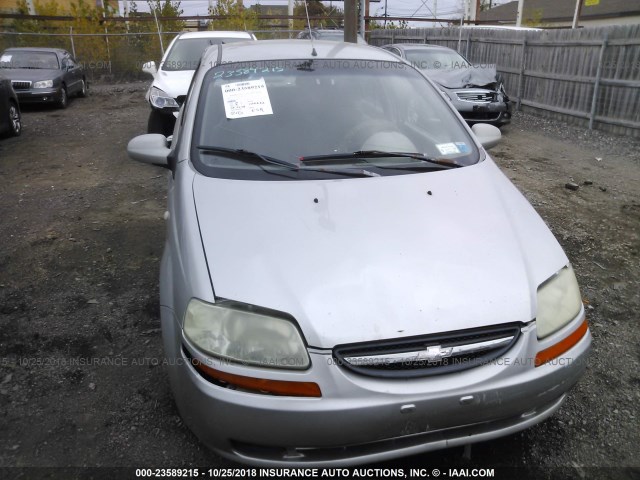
[0,84,638,476]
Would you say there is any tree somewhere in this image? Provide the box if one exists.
[209,0,258,32]
[293,0,329,30]
[147,0,185,35]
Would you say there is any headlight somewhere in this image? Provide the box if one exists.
[536,265,583,339]
[184,298,310,369]
[149,86,179,109]
[33,80,53,88]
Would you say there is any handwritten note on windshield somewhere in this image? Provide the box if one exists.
[221,78,273,120]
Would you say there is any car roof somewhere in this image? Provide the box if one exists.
[4,47,69,56]
[202,39,398,65]
[176,31,255,40]
[385,43,455,52]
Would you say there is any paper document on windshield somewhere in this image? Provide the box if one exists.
[221,78,273,120]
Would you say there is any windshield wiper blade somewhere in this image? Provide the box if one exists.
[197,145,300,170]
[300,150,463,169]
[196,145,379,178]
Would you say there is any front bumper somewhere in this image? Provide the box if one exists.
[161,306,590,466]
[445,87,512,125]
[452,98,512,124]
[15,88,60,104]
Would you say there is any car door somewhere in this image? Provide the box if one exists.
[0,78,9,133]
[62,54,81,94]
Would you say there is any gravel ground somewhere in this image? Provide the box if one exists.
[0,85,638,479]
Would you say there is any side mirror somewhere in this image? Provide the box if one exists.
[127,134,170,167]
[142,61,157,77]
[471,123,502,150]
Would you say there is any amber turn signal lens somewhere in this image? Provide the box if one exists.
[535,320,588,367]
[192,359,322,397]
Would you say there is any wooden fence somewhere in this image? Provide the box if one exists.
[369,25,640,137]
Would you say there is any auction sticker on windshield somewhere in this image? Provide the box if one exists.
[221,78,273,119]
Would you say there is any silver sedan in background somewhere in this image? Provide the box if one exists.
[382,43,512,126]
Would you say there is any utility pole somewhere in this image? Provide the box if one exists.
[344,0,357,43]
[572,0,583,29]
[516,0,524,27]
[383,0,387,27]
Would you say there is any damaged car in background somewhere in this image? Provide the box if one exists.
[382,43,512,126]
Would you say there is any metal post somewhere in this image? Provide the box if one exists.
[359,0,365,39]
[457,16,463,52]
[517,37,527,110]
[153,6,165,56]
[288,0,294,38]
[465,34,470,59]
[69,26,76,58]
[99,0,112,74]
[589,34,608,130]
[516,0,524,27]
[572,0,583,29]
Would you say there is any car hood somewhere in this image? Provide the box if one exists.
[151,69,195,99]
[424,66,497,89]
[0,68,62,81]
[192,160,567,348]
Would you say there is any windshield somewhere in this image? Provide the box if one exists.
[0,51,59,70]
[161,37,251,71]
[404,49,470,70]
[192,59,479,180]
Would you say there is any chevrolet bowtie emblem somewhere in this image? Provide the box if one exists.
[418,345,454,362]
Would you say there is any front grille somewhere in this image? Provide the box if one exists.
[463,111,502,121]
[333,324,522,378]
[11,80,31,90]
[456,90,495,102]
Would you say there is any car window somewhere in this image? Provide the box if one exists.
[161,37,251,72]
[191,59,479,181]
[403,49,470,70]
[0,51,60,70]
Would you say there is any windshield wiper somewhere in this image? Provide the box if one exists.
[197,145,300,170]
[196,145,379,178]
[300,150,463,169]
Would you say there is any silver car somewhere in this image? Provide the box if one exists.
[382,43,512,126]
[128,40,590,466]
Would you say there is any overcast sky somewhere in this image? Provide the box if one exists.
[120,0,513,23]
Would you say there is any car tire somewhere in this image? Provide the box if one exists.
[147,109,175,136]
[78,79,87,98]
[7,101,21,137]
[57,86,68,109]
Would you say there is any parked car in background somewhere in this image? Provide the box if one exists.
[0,73,21,137]
[297,28,367,44]
[142,30,257,136]
[0,47,86,109]
[382,43,511,126]
[127,40,590,466]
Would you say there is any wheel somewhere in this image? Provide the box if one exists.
[57,86,68,109]
[78,79,87,98]
[7,101,21,137]
[147,109,175,136]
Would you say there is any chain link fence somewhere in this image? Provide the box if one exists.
[0,29,307,82]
